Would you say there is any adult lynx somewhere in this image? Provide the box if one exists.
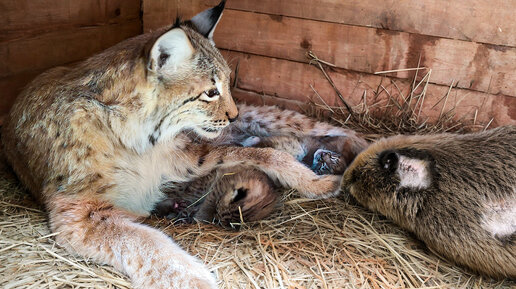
[2,1,351,288]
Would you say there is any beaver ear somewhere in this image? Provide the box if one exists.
[396,155,431,190]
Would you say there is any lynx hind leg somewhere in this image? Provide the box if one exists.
[48,195,216,289]
[242,135,307,161]
[235,104,366,140]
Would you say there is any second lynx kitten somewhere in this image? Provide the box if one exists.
[155,167,279,227]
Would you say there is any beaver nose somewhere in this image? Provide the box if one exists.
[227,112,239,123]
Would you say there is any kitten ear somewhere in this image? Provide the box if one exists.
[231,188,248,203]
[148,28,194,73]
[190,0,226,40]
[396,156,431,190]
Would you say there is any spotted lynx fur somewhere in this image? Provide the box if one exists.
[1,1,365,288]
[154,132,367,226]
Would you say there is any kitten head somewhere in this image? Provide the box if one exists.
[194,168,279,228]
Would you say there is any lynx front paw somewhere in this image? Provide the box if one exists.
[128,238,217,289]
[133,260,217,289]
[302,174,342,199]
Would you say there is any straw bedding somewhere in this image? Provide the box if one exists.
[1,147,515,288]
[1,60,515,288]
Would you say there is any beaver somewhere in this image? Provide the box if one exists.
[341,125,516,278]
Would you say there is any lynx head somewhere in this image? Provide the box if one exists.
[143,0,237,142]
[85,1,237,152]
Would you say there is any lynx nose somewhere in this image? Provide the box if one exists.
[226,111,239,123]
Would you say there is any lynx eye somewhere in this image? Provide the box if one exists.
[205,88,219,98]
[199,88,220,102]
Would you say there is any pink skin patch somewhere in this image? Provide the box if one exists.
[482,198,516,239]
[396,156,431,190]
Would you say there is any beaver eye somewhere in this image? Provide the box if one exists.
[379,150,398,172]
[205,88,219,98]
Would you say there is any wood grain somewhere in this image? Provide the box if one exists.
[231,88,309,113]
[223,50,516,126]
[0,70,43,118]
[0,21,141,78]
[215,10,516,98]
[143,0,214,31]
[144,6,516,98]
[144,0,516,48]
[1,0,140,42]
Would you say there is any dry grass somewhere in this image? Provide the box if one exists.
[305,51,491,141]
[1,56,515,288]
[1,158,515,288]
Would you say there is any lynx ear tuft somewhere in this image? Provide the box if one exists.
[148,28,194,74]
[190,0,226,40]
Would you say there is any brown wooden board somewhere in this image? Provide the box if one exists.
[143,0,214,31]
[223,50,516,127]
[217,10,516,98]
[0,70,43,120]
[144,6,516,98]
[231,88,309,113]
[228,0,516,48]
[0,21,141,78]
[1,0,141,42]
[0,20,142,117]
[144,0,516,48]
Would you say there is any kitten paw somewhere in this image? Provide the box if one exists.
[152,198,190,219]
[241,136,261,147]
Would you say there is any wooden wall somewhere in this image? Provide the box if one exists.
[145,0,516,127]
[0,0,142,120]
[1,1,515,127]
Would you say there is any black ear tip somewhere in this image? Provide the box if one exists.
[378,150,398,171]
[212,0,226,15]
[172,16,182,28]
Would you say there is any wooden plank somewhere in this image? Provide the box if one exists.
[144,0,516,48]
[215,10,516,98]
[144,7,516,98]
[222,50,516,127]
[231,88,309,113]
[0,21,141,78]
[142,0,215,31]
[0,0,141,42]
[229,0,516,48]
